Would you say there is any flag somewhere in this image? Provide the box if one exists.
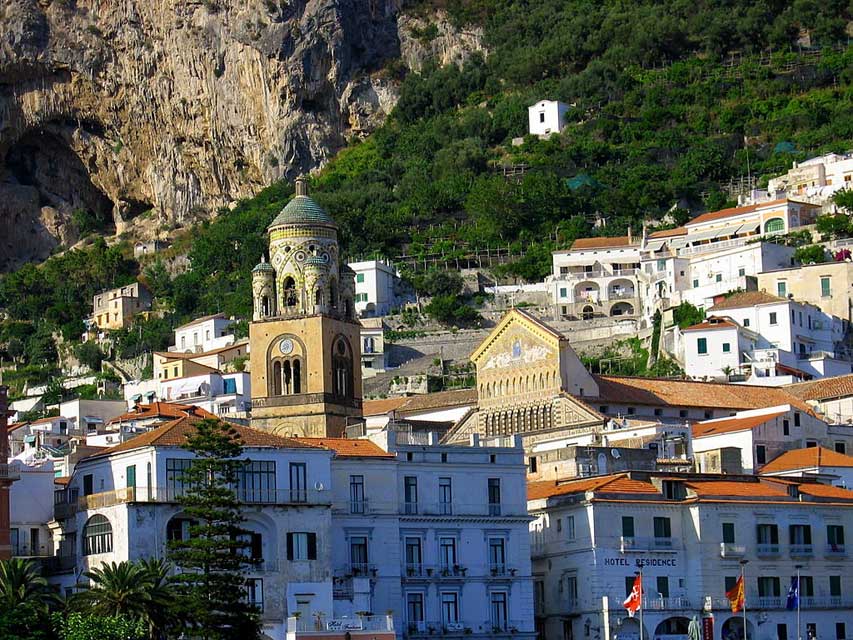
[623,574,642,617]
[726,576,745,613]
[786,576,799,611]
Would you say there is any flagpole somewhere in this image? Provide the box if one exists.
[795,565,802,640]
[638,567,644,640]
[740,560,749,640]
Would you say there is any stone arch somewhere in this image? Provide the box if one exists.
[720,616,754,640]
[332,335,354,398]
[282,276,297,308]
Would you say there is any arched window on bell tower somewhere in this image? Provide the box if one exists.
[332,337,353,398]
[293,359,301,393]
[261,295,270,317]
[329,277,338,310]
[283,277,297,308]
[272,361,282,396]
[283,360,292,394]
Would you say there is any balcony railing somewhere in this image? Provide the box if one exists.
[0,462,20,481]
[288,614,394,634]
[790,543,814,557]
[401,564,520,579]
[756,543,781,556]
[620,536,678,552]
[720,543,746,558]
[643,596,692,610]
[758,596,784,609]
[826,544,846,556]
[397,501,524,517]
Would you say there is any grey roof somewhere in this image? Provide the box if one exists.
[304,255,327,267]
[253,261,274,273]
[269,195,336,228]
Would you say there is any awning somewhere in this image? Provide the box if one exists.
[84,416,104,424]
[687,224,743,243]
[173,381,202,397]
[796,335,816,343]
[130,393,142,402]
[645,239,666,252]
[23,435,36,444]
[144,391,157,398]
[736,222,760,235]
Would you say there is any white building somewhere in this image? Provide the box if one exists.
[158,370,251,418]
[528,100,569,137]
[171,313,236,353]
[680,291,850,383]
[768,153,853,202]
[360,317,388,378]
[9,458,56,560]
[529,471,853,640]
[784,374,853,427]
[348,260,410,318]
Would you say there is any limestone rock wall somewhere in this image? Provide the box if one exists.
[0,0,482,271]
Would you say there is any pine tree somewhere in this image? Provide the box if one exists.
[167,418,261,640]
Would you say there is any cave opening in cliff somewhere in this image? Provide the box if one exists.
[3,129,116,236]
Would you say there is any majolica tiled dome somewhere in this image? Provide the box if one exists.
[268,177,336,228]
[252,255,274,273]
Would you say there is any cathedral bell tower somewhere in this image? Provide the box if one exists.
[249,177,362,437]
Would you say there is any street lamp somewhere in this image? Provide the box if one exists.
[739,560,749,640]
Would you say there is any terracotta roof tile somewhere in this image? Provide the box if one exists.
[7,422,30,432]
[692,410,787,438]
[784,374,853,401]
[54,477,71,485]
[30,416,61,425]
[796,483,853,500]
[682,318,740,332]
[648,227,687,238]
[363,389,478,417]
[292,437,395,458]
[708,291,787,311]
[569,236,637,250]
[685,479,790,498]
[528,474,659,500]
[686,198,790,227]
[362,397,409,416]
[590,376,812,414]
[86,416,318,461]
[760,446,853,473]
[108,402,218,425]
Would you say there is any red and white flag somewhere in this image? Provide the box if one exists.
[623,574,642,617]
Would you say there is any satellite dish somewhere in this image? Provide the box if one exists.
[314,481,325,491]
[611,449,621,459]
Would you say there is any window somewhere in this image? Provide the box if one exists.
[738,268,746,276]
[83,474,94,496]
[488,478,501,515]
[725,576,737,592]
[758,576,781,597]
[245,578,264,612]
[439,477,452,514]
[404,476,418,514]
[566,575,578,602]
[167,517,197,542]
[489,537,506,574]
[743,318,750,327]
[557,518,562,532]
[794,412,801,427]
[235,530,263,562]
[756,445,766,465]
[806,440,817,448]
[166,459,193,498]
[693,279,699,288]
[622,516,635,538]
[800,576,814,597]
[789,524,812,547]
[828,525,845,549]
[777,624,788,640]
[223,378,237,394]
[82,515,112,556]
[764,218,785,234]
[441,592,459,624]
[349,475,366,514]
[837,624,846,640]
[654,517,672,540]
[560,287,567,298]
[350,536,369,573]
[829,575,841,597]
[757,523,779,545]
[539,112,545,123]
[835,442,847,454]
[332,337,353,398]
[624,576,636,597]
[490,592,508,631]
[777,281,787,297]
[722,342,731,353]
[406,593,424,630]
[783,419,790,435]
[716,273,722,282]
[529,456,538,473]
[289,462,307,503]
[769,312,778,325]
[286,532,317,561]
[405,537,422,573]
[679,409,688,418]
[722,522,735,544]
[566,515,576,540]
[656,576,669,598]
[356,273,365,283]
[439,537,457,570]
[821,276,831,297]
[238,460,276,503]
[697,338,708,355]
[654,408,663,416]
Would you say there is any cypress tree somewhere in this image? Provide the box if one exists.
[167,418,261,640]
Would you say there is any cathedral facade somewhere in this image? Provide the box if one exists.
[249,178,362,437]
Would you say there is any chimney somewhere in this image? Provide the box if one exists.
[295,176,309,197]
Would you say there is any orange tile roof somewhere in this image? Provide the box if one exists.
[784,374,853,401]
[685,479,790,498]
[363,388,478,417]
[648,227,687,238]
[175,313,227,331]
[708,291,788,311]
[569,236,637,250]
[686,198,789,227]
[108,402,217,425]
[292,437,395,458]
[796,483,853,500]
[760,446,853,473]
[682,318,740,332]
[528,473,659,500]
[692,410,786,438]
[30,416,61,425]
[86,416,318,461]
[590,376,812,414]
[7,422,30,432]
[54,477,71,485]
[362,397,409,416]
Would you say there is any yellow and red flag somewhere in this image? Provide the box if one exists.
[726,576,745,613]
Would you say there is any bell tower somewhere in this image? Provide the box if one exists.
[249,177,362,437]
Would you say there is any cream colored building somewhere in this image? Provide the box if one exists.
[757,260,853,323]
[249,178,362,438]
[90,282,152,331]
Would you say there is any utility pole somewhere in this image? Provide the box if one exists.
[0,385,18,560]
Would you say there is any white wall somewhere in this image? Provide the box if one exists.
[528,100,569,137]
[683,326,743,379]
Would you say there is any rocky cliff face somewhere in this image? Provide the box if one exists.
[0,0,482,271]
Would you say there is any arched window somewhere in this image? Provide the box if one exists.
[272,361,282,395]
[344,299,352,319]
[329,278,338,309]
[83,515,112,555]
[283,360,292,394]
[261,296,269,317]
[764,218,785,234]
[166,516,198,542]
[315,288,323,307]
[283,277,297,307]
[293,359,302,394]
[332,337,353,398]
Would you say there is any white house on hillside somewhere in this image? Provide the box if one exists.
[347,260,410,317]
[528,100,569,137]
[768,152,853,202]
[170,314,236,353]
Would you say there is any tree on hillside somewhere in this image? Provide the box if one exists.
[833,189,853,214]
[167,419,261,640]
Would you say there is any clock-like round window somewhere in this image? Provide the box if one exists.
[295,251,306,262]
[279,338,294,355]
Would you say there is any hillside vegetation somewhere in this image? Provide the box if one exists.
[1,0,852,382]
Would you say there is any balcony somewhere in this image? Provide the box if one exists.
[720,543,746,558]
[756,543,781,557]
[790,543,814,557]
[288,614,394,637]
[398,501,525,518]
[644,596,692,611]
[0,462,20,481]
[620,536,678,553]
[758,596,784,609]
[826,544,846,557]
[407,621,526,637]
